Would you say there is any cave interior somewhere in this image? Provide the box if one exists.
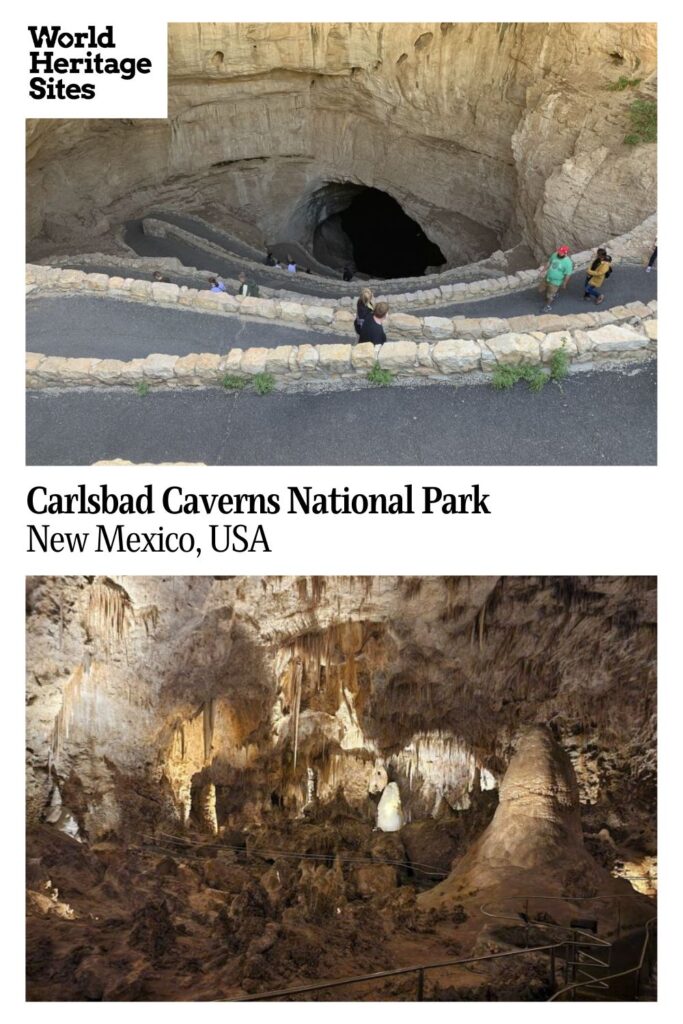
[26,575,657,1001]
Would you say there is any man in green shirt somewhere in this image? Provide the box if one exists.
[538,245,573,311]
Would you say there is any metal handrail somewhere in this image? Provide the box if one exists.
[233,941,566,1001]
[481,893,625,941]
[141,830,449,880]
[548,916,657,1001]
[233,890,645,1001]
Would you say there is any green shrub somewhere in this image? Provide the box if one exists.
[491,366,519,390]
[491,364,550,393]
[605,75,642,91]
[550,344,571,381]
[367,363,394,386]
[520,365,547,392]
[254,372,275,395]
[135,380,150,396]
[221,373,247,391]
[624,99,657,144]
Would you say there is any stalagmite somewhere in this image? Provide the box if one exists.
[198,782,218,834]
[377,781,404,832]
[368,764,388,794]
[43,785,80,840]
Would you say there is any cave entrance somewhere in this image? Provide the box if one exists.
[312,184,446,279]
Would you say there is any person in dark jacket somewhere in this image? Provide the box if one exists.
[354,287,375,337]
[359,302,389,344]
[342,266,353,281]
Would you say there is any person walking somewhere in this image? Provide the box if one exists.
[354,287,375,338]
[265,251,276,267]
[342,266,353,282]
[538,245,573,311]
[645,239,657,273]
[583,248,612,305]
[359,301,389,344]
[237,272,250,296]
[287,256,297,273]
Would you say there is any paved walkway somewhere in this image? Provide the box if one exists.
[409,265,656,319]
[27,263,657,360]
[27,296,350,358]
[26,365,656,466]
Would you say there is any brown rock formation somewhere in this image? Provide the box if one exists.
[27,23,656,264]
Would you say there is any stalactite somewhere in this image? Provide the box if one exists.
[203,698,216,762]
[86,578,132,651]
[51,664,85,765]
[292,659,302,768]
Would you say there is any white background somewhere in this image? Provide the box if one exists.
[4,0,679,1017]
[24,19,167,118]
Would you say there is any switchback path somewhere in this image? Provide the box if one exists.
[26,365,656,466]
[27,265,656,360]
[408,265,656,319]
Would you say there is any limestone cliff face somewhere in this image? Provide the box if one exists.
[27,23,656,262]
[26,576,656,886]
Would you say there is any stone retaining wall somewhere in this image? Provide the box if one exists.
[26,314,657,391]
[26,263,657,344]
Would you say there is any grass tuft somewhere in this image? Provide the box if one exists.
[550,343,570,382]
[605,75,642,91]
[254,372,275,395]
[221,374,247,391]
[135,380,150,396]
[367,363,394,386]
[624,99,657,144]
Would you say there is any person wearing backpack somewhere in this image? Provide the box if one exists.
[237,272,259,298]
[583,248,612,305]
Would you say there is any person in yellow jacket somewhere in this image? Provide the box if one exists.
[583,248,612,305]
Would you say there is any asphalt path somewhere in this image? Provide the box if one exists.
[27,262,657,360]
[407,264,657,319]
[123,220,347,299]
[27,296,351,359]
[26,365,656,466]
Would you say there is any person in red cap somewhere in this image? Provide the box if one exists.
[538,245,573,311]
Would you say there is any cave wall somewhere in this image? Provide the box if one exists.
[27,22,656,263]
[26,575,656,881]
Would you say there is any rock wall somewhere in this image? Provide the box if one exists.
[27,23,656,264]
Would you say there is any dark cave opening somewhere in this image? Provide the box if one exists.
[312,185,446,279]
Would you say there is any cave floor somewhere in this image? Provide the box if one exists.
[26,821,653,1001]
[26,824,498,1001]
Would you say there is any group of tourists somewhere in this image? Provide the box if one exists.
[265,252,312,274]
[148,235,657,344]
[538,239,656,312]
[538,244,615,312]
[354,287,389,344]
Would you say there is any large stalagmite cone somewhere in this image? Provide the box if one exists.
[421,725,599,902]
[377,781,404,832]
